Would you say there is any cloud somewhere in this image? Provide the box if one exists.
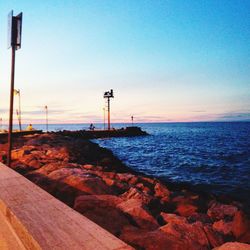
[216,112,250,121]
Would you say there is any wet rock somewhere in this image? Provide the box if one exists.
[74,195,130,235]
[207,202,238,220]
[213,242,250,250]
[117,198,159,230]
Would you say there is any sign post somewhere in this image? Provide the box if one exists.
[7,10,23,167]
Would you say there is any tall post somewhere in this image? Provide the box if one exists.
[45,105,48,132]
[18,89,22,131]
[7,11,23,167]
[7,46,16,167]
[103,89,114,131]
[107,97,110,130]
[103,107,105,130]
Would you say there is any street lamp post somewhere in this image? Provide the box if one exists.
[7,10,23,167]
[45,105,48,132]
[103,89,114,131]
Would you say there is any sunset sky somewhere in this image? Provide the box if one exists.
[0,0,249,124]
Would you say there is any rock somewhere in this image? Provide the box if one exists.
[160,212,187,224]
[121,187,153,205]
[188,213,212,224]
[213,242,250,250]
[213,220,233,235]
[120,226,184,250]
[207,202,238,220]
[74,195,130,235]
[48,168,115,195]
[154,182,170,200]
[175,203,198,217]
[160,220,210,249]
[232,211,250,239]
[203,225,225,248]
[117,198,159,230]
[239,231,250,244]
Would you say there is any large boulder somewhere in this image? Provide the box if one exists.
[74,195,130,235]
[213,242,250,250]
[232,211,250,239]
[160,220,210,249]
[207,202,238,220]
[117,199,159,230]
[120,226,185,250]
[213,220,233,235]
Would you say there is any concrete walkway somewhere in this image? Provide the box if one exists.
[0,162,133,249]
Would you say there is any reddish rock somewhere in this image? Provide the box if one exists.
[120,227,184,250]
[239,231,250,244]
[175,203,198,217]
[160,212,187,224]
[188,213,212,224]
[74,195,130,235]
[203,225,225,248]
[213,220,233,235]
[160,220,210,249]
[117,198,159,230]
[48,168,115,195]
[207,202,238,220]
[154,182,170,200]
[214,242,250,250]
[116,173,138,185]
[121,187,153,205]
[232,211,250,239]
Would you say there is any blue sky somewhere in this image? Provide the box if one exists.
[0,0,249,124]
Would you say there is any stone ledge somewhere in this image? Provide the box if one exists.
[0,162,133,250]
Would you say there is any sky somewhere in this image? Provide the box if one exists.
[0,0,249,124]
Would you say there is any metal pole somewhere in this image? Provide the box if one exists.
[45,106,48,132]
[107,97,110,130]
[7,46,16,167]
[18,89,22,131]
[103,107,105,130]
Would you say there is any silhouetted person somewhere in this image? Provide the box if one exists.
[89,123,95,130]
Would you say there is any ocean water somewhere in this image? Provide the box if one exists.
[94,122,250,203]
[7,122,250,203]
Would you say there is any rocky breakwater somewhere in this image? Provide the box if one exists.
[0,133,249,250]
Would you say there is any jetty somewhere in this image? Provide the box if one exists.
[54,126,148,139]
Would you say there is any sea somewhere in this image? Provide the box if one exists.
[8,122,250,204]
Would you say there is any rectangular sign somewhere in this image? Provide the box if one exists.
[15,12,22,50]
[7,11,23,50]
[7,10,13,49]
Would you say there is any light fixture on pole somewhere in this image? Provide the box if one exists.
[7,10,23,167]
[103,89,114,130]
